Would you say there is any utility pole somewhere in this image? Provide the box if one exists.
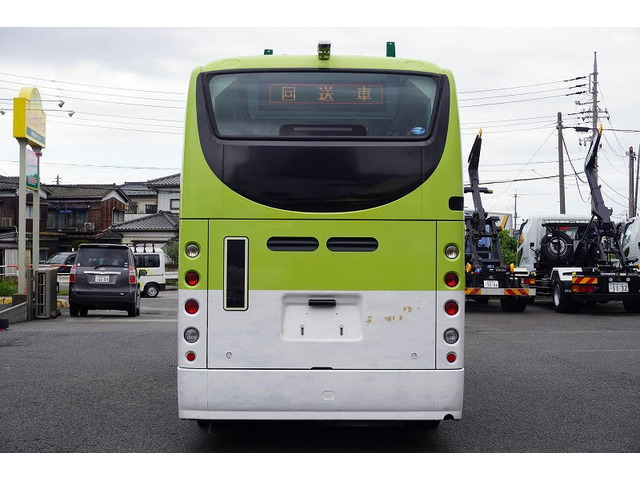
[557,112,566,214]
[513,192,518,232]
[635,144,640,219]
[630,146,637,218]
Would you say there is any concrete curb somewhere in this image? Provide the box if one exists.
[0,297,69,308]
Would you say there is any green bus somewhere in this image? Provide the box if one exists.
[178,42,465,428]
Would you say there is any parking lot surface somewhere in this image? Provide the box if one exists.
[0,291,638,452]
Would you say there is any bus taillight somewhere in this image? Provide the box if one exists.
[185,300,199,315]
[186,351,196,362]
[446,352,457,363]
[444,301,459,316]
[185,271,199,286]
[445,272,459,288]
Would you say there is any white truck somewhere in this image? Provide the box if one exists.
[133,250,167,298]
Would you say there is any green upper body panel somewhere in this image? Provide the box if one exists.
[180,54,462,222]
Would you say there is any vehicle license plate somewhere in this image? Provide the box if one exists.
[483,280,499,288]
[95,275,110,283]
[609,282,628,293]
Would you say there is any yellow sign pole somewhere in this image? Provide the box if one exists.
[13,87,46,296]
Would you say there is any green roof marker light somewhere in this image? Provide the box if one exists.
[386,41,396,58]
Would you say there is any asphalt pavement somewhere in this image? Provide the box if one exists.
[0,291,638,453]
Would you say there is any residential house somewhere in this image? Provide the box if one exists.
[105,210,178,252]
[119,181,158,221]
[147,173,180,214]
[45,184,129,252]
[0,175,54,265]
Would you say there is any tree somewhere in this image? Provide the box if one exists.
[499,230,518,265]
[162,239,179,266]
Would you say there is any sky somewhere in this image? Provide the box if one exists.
[1,5,639,227]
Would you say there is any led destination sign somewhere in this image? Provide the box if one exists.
[268,83,384,105]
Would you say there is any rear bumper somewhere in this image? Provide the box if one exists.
[69,290,137,309]
[178,367,464,421]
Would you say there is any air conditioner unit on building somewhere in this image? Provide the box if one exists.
[84,222,95,231]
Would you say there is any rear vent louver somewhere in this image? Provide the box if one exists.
[267,237,319,252]
[326,237,378,252]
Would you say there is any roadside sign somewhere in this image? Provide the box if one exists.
[13,86,46,148]
[26,147,39,191]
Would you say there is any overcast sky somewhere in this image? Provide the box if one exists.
[1,13,638,225]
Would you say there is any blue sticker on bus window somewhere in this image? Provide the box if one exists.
[411,127,426,135]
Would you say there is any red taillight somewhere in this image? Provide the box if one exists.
[523,277,535,285]
[69,266,76,283]
[444,272,459,288]
[129,265,136,284]
[572,285,596,293]
[447,352,457,363]
[185,300,199,315]
[185,271,199,286]
[186,351,196,362]
[444,300,459,316]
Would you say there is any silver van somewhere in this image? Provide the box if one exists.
[68,243,141,317]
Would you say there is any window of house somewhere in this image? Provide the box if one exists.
[170,199,180,211]
[113,210,124,224]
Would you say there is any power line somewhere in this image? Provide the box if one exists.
[458,76,587,95]
[66,110,183,123]
[465,172,579,186]
[0,71,185,95]
[46,113,183,129]
[0,85,184,109]
[460,86,584,103]
[47,118,182,135]
[0,158,177,171]
[0,78,185,103]
[463,114,556,126]
[460,91,585,109]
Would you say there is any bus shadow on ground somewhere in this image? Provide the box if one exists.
[194,420,451,453]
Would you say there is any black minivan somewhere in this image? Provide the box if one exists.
[68,244,141,317]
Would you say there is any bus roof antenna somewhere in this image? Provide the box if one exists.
[318,41,331,60]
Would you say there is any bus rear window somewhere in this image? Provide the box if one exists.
[208,71,439,138]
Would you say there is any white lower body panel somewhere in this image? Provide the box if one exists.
[178,367,464,420]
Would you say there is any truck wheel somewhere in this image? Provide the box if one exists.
[541,231,573,264]
[553,281,582,313]
[144,283,159,298]
[500,296,527,312]
[622,300,640,313]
